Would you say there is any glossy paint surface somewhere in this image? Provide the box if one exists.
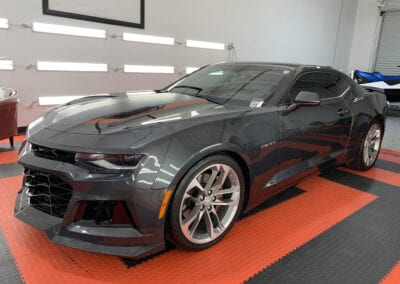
[15,63,388,258]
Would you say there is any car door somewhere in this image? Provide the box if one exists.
[271,71,353,187]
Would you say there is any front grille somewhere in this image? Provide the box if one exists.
[24,168,73,218]
[32,144,76,164]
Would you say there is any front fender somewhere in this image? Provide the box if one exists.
[152,138,248,190]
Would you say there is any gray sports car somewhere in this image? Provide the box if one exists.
[15,62,387,258]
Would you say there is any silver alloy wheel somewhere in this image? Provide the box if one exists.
[363,123,382,167]
[179,163,241,244]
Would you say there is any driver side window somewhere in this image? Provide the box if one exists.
[289,72,341,101]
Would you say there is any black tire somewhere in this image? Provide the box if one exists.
[349,120,383,171]
[167,155,245,251]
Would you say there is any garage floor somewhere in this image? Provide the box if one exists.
[0,115,399,284]
[382,114,400,151]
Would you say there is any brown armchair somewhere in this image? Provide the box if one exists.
[0,87,18,147]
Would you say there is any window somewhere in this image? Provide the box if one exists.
[290,72,349,100]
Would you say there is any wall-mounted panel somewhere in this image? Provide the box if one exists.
[43,0,144,28]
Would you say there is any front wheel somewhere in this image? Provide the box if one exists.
[350,121,383,171]
[168,155,244,251]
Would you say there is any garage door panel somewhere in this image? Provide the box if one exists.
[375,10,400,75]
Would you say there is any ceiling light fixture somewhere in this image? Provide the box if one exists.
[37,61,108,72]
[186,40,225,50]
[32,22,106,38]
[186,67,199,74]
[124,65,175,74]
[0,18,9,29]
[0,60,13,70]
[123,32,174,45]
[38,95,84,106]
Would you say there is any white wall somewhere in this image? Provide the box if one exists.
[230,0,357,70]
[348,0,381,72]
[348,0,400,73]
[0,0,358,126]
[334,0,359,71]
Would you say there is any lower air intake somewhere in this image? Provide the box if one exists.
[24,168,73,218]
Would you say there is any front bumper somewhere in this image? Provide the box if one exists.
[14,142,168,258]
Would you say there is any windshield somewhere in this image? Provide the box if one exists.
[168,64,290,107]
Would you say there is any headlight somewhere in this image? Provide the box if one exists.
[75,153,144,170]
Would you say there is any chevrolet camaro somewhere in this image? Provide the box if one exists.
[15,62,387,258]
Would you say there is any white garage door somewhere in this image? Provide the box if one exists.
[375,10,400,75]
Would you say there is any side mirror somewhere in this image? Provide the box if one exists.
[286,91,321,112]
[295,91,321,105]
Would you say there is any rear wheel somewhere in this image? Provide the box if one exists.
[350,121,382,171]
[168,155,244,250]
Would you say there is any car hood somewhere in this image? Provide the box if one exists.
[42,91,248,135]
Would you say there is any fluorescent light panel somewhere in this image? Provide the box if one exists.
[32,22,106,38]
[38,93,108,106]
[38,95,84,106]
[37,61,108,72]
[0,18,8,29]
[124,65,175,74]
[186,67,199,74]
[186,40,225,50]
[126,91,157,96]
[0,60,13,70]
[123,32,174,45]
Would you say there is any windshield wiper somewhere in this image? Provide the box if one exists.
[170,85,203,93]
[169,85,224,105]
[193,94,224,105]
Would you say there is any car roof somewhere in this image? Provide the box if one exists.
[213,61,335,73]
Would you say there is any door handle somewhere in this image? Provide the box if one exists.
[337,109,349,116]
